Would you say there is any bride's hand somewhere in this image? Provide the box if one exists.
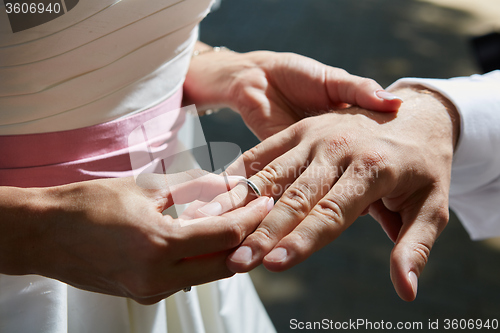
[1,171,272,304]
[183,47,402,140]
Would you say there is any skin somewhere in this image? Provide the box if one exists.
[0,171,273,305]
[184,42,402,140]
[198,85,460,302]
[1,45,395,304]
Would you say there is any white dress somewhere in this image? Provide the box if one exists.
[0,1,276,332]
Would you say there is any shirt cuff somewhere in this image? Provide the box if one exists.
[387,71,500,240]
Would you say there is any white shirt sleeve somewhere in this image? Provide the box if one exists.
[388,71,500,240]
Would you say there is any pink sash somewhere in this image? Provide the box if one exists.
[0,90,183,188]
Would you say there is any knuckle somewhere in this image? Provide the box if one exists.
[327,67,350,84]
[392,241,433,271]
[227,184,248,206]
[230,70,266,109]
[336,68,350,77]
[222,221,246,248]
[436,206,450,223]
[358,150,388,170]
[412,242,432,266]
[314,196,345,228]
[279,186,312,218]
[354,150,391,179]
[241,143,282,177]
[323,135,352,160]
[256,163,283,186]
[284,232,310,258]
[433,206,450,231]
[358,77,378,90]
[251,225,275,244]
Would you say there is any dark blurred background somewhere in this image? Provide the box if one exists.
[198,1,500,331]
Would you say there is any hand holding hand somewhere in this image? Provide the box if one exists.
[1,171,272,304]
[201,85,459,301]
[184,47,402,139]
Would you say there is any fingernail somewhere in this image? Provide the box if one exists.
[266,197,275,213]
[376,90,403,102]
[197,202,222,216]
[408,271,418,297]
[230,246,253,264]
[226,175,247,187]
[266,247,287,262]
[247,196,270,208]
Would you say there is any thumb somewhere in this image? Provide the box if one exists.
[389,202,449,301]
[325,68,403,112]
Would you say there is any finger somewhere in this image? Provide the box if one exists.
[325,68,402,112]
[136,169,210,190]
[175,250,235,289]
[195,183,250,218]
[261,162,385,272]
[369,199,403,243]
[179,200,206,219]
[131,250,236,305]
[193,129,301,217]
[165,172,245,208]
[136,169,244,208]
[389,192,449,302]
[224,127,299,177]
[226,158,339,272]
[196,143,309,217]
[170,196,274,258]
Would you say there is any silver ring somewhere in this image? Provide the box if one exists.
[183,286,192,292]
[238,178,261,197]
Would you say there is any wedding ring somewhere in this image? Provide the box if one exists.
[183,286,192,292]
[238,178,261,197]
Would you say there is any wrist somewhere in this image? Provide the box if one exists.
[191,40,214,57]
[389,84,461,151]
[183,41,238,109]
[183,45,272,112]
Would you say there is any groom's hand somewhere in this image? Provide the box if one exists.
[201,85,459,301]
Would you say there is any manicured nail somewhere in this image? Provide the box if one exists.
[226,175,247,187]
[267,197,275,213]
[230,246,253,264]
[376,90,403,102]
[266,247,287,262]
[408,271,418,297]
[197,202,222,216]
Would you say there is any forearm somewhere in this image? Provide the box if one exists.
[0,186,47,275]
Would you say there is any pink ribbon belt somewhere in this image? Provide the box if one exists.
[0,89,183,188]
